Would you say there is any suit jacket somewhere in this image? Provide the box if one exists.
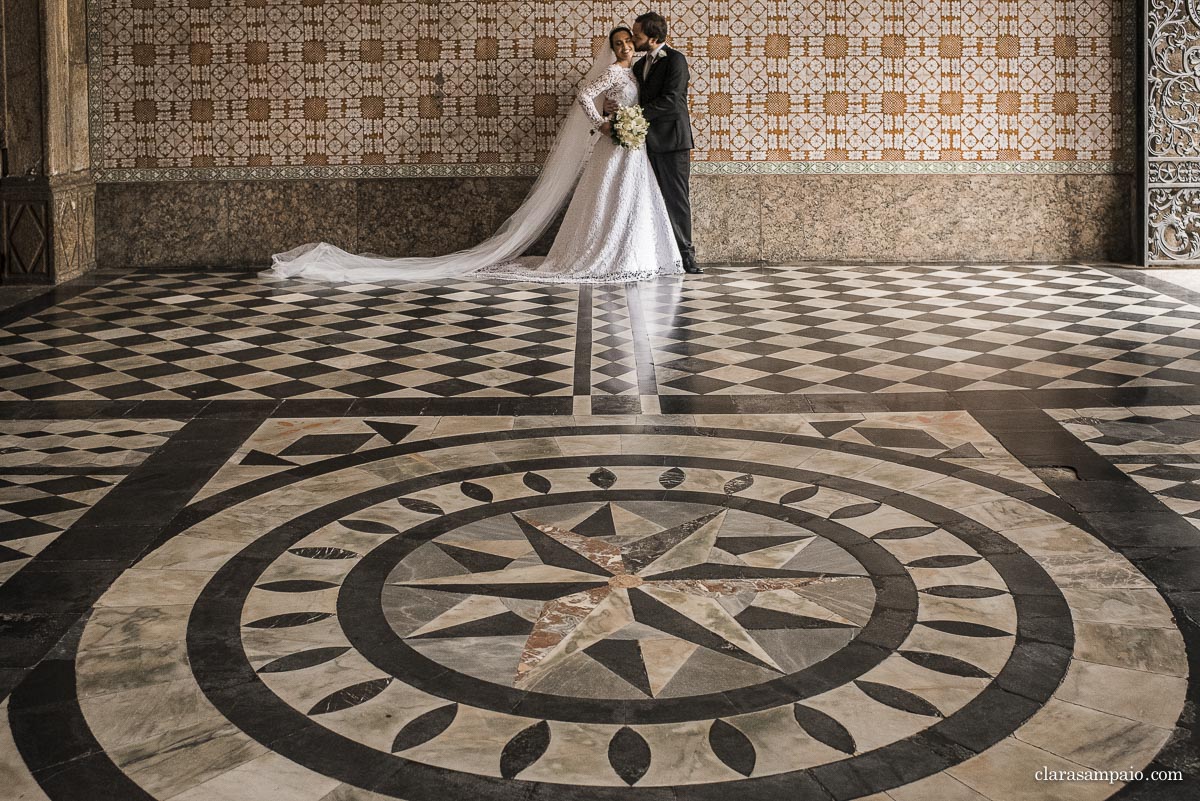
[634,46,694,153]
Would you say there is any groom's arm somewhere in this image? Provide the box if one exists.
[640,52,689,122]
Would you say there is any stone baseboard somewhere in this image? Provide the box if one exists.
[97,173,1134,271]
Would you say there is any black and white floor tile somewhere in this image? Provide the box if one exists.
[642,264,1200,395]
[0,263,1197,801]
[1052,406,1200,530]
[0,420,181,583]
[0,275,580,401]
[2,264,1200,403]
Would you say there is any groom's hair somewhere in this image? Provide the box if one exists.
[635,12,668,43]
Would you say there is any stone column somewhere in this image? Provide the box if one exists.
[0,0,95,284]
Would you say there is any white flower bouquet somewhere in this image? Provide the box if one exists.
[611,105,649,150]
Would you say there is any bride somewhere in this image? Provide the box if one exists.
[268,26,683,284]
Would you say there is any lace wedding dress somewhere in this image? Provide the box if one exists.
[268,55,682,284]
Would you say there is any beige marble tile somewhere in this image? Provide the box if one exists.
[111,718,268,799]
[168,750,342,801]
[725,704,849,775]
[253,556,356,589]
[735,440,825,469]
[398,706,537,778]
[1015,698,1173,773]
[429,416,514,436]
[257,650,390,713]
[636,720,746,785]
[948,737,1113,801]
[1033,554,1155,590]
[355,453,442,484]
[78,604,190,651]
[240,587,340,627]
[1061,588,1179,629]
[312,682,453,754]
[794,449,885,481]
[802,683,931,754]
[1073,621,1188,677]
[98,569,214,608]
[76,639,192,698]
[908,477,1000,509]
[873,528,982,564]
[854,460,944,493]
[887,771,990,801]
[1055,660,1188,729]
[956,458,1046,488]
[316,784,398,801]
[999,521,1114,556]
[917,592,1018,627]
[898,625,1015,678]
[136,535,248,572]
[956,498,1062,533]
[487,436,562,462]
[859,653,990,717]
[290,520,397,555]
[515,721,622,785]
[553,434,624,457]
[82,678,222,752]
[845,507,934,538]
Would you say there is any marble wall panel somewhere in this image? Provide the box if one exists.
[223,181,359,266]
[96,174,1133,269]
[758,174,1132,263]
[97,182,232,270]
[355,177,536,257]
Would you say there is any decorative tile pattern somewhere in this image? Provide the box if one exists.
[4,265,1200,403]
[0,420,181,583]
[90,0,1131,178]
[0,412,1174,801]
[1053,406,1200,531]
[0,274,579,400]
[640,263,1200,394]
[591,284,638,396]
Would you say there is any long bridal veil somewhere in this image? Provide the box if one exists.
[267,44,617,283]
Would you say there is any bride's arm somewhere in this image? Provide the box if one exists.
[576,67,620,127]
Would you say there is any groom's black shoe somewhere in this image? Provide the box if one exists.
[683,255,703,274]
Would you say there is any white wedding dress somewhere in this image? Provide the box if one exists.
[268,57,682,285]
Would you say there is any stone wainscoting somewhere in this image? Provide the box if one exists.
[99,173,1134,270]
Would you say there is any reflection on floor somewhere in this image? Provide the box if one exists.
[0,264,1196,801]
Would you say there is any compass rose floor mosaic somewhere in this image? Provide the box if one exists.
[0,263,1198,801]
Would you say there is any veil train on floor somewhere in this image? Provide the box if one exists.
[266,45,618,283]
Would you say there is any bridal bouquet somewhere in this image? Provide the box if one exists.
[611,105,649,150]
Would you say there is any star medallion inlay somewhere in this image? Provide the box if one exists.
[388,502,872,698]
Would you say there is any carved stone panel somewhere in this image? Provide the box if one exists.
[1,181,52,281]
[1146,0,1200,262]
[1,177,97,283]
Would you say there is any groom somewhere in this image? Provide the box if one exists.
[607,12,701,274]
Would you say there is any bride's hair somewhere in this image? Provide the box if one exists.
[608,25,633,48]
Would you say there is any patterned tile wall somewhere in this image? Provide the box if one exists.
[91,1,1132,178]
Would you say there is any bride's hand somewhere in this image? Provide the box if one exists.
[603,98,619,116]
[598,120,613,136]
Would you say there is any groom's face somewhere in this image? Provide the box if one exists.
[631,22,653,51]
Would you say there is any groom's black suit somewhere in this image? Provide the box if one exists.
[634,45,696,268]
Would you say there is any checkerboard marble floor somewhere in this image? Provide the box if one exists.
[3,264,1200,402]
[0,264,1197,801]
